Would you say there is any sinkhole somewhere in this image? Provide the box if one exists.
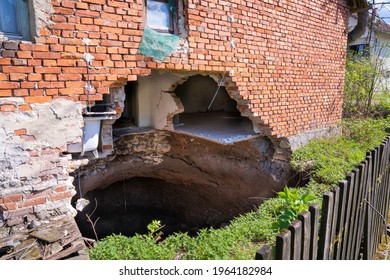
[74,177,236,240]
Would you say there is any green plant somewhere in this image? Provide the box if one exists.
[273,187,316,230]
[291,117,390,186]
[89,117,390,260]
[344,42,390,118]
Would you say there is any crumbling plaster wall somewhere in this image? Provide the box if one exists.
[137,71,184,129]
[0,98,83,232]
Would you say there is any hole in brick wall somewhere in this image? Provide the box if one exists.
[173,75,257,143]
[112,81,154,137]
[74,177,233,240]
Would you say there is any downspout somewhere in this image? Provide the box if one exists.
[347,9,369,45]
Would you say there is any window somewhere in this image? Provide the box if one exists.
[348,44,369,58]
[145,0,177,34]
[0,0,31,40]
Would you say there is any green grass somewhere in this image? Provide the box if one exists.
[89,117,390,260]
[291,117,390,186]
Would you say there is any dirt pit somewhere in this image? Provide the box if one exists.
[74,177,233,240]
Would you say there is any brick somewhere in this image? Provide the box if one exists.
[25,96,53,103]
[59,87,84,95]
[2,41,19,50]
[18,104,31,111]
[57,59,77,67]
[30,45,49,52]
[17,51,32,59]
[9,73,26,81]
[48,191,73,201]
[1,50,16,58]
[0,58,12,65]
[33,52,61,59]
[0,202,17,211]
[34,67,62,74]
[27,189,52,199]
[28,73,42,81]
[14,129,27,135]
[0,81,19,89]
[17,197,46,208]
[46,89,59,95]
[2,66,33,73]
[14,89,28,96]
[0,90,12,97]
[3,194,23,203]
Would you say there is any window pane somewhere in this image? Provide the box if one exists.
[147,0,172,31]
[0,0,19,34]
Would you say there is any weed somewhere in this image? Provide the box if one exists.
[273,187,316,230]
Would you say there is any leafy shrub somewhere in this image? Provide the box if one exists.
[274,187,316,230]
[343,46,390,118]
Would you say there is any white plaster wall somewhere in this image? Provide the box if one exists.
[0,98,83,194]
[138,71,183,129]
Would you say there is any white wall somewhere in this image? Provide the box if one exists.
[137,71,184,129]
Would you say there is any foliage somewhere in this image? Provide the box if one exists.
[344,44,390,118]
[89,196,290,260]
[273,187,316,230]
[291,117,390,186]
[90,116,390,260]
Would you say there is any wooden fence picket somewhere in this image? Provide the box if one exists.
[298,211,311,260]
[317,191,334,260]
[256,135,390,261]
[275,230,291,260]
[328,186,339,260]
[309,204,319,260]
[255,245,272,260]
[334,180,348,260]
[288,220,302,260]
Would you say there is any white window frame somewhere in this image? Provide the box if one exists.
[144,0,178,34]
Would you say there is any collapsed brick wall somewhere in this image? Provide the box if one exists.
[0,0,349,136]
[0,0,350,231]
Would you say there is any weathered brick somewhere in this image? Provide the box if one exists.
[0,81,19,89]
[14,128,27,135]
[25,96,53,103]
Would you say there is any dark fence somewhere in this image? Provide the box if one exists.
[256,136,390,260]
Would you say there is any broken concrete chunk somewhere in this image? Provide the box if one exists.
[30,228,64,243]
[44,243,63,259]
[76,198,90,212]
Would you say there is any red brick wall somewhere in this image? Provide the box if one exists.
[0,0,349,137]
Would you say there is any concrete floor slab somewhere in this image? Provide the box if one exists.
[174,111,257,143]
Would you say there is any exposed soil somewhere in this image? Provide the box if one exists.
[75,131,291,239]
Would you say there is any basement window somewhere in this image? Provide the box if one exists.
[145,0,178,34]
[0,0,31,40]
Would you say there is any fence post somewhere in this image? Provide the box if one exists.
[275,230,291,260]
[318,191,334,260]
[288,220,302,260]
[255,245,272,260]
[334,180,348,260]
[329,186,340,260]
[309,204,320,260]
[362,152,372,260]
[298,210,311,260]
